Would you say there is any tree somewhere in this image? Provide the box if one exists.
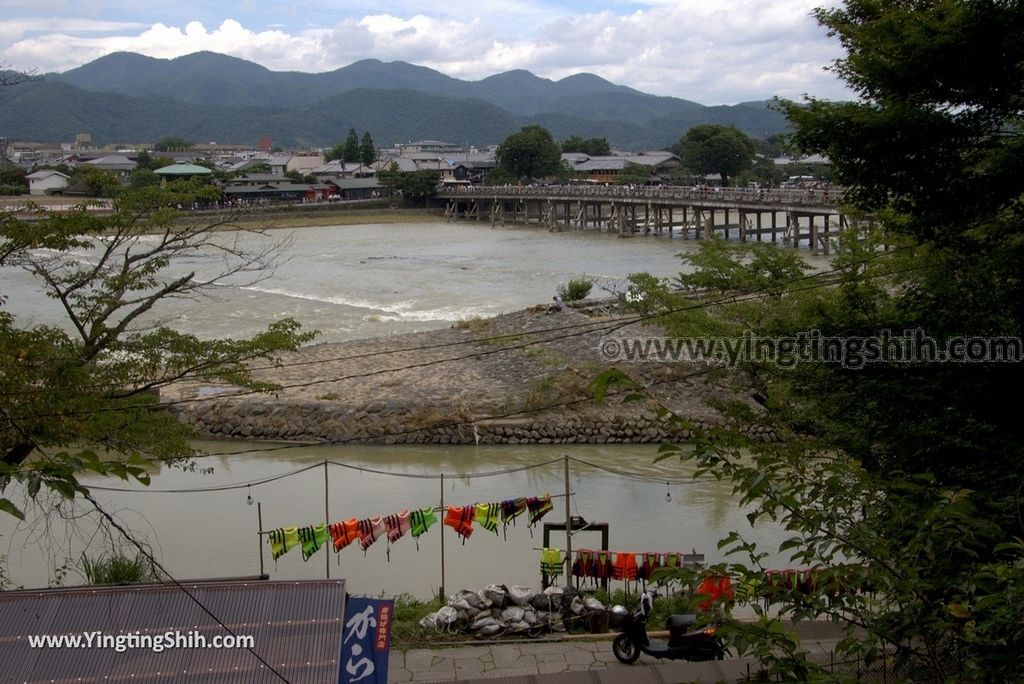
[496,125,564,181]
[376,160,401,197]
[152,136,194,152]
[672,124,755,185]
[615,162,653,186]
[128,168,161,190]
[0,164,27,195]
[69,167,121,197]
[614,1,1024,678]
[396,170,440,206]
[561,136,611,156]
[343,128,360,163]
[360,132,376,166]
[0,181,315,521]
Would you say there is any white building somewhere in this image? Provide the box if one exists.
[25,170,70,196]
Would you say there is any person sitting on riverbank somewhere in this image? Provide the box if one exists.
[548,294,564,313]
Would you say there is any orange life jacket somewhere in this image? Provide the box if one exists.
[613,552,639,580]
[329,518,360,552]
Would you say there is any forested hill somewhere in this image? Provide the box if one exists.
[0,51,788,148]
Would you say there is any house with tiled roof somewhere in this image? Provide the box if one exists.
[25,170,70,195]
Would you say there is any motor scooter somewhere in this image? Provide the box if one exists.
[610,590,725,664]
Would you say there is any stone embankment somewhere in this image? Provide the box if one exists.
[164,305,771,445]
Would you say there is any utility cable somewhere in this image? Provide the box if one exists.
[6,250,922,423]
[5,243,912,401]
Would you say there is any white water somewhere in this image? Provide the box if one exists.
[0,220,823,596]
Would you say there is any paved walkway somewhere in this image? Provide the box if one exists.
[389,634,843,683]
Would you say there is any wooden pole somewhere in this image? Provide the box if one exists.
[324,461,330,580]
[257,501,265,577]
[564,455,572,578]
[439,473,446,602]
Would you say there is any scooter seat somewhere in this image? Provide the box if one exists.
[665,614,697,631]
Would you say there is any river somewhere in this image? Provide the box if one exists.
[1,220,822,595]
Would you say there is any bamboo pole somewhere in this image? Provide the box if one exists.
[564,455,572,576]
[439,473,446,602]
[324,461,330,580]
[257,501,265,577]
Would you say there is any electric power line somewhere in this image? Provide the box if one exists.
[6,249,921,424]
[4,243,911,401]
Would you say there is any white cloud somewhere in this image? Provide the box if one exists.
[0,1,851,103]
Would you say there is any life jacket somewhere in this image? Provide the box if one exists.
[444,505,475,542]
[474,502,501,534]
[638,552,661,581]
[384,510,411,543]
[357,516,386,552]
[329,518,360,552]
[526,494,553,525]
[500,497,527,523]
[572,549,593,577]
[613,552,639,581]
[662,551,682,570]
[592,550,613,579]
[268,527,299,561]
[409,508,437,539]
[695,574,735,612]
[540,548,564,577]
[297,523,329,561]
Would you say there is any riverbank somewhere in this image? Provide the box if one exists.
[164,303,766,445]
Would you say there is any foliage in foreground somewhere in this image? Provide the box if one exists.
[604,2,1024,679]
[1,181,316,519]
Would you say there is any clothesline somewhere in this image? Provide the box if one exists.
[86,456,697,493]
[256,492,572,536]
[263,493,561,562]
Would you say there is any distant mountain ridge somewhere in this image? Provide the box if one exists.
[0,51,789,148]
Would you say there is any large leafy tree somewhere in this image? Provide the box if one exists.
[496,125,564,181]
[616,1,1024,679]
[0,181,315,519]
[396,169,440,206]
[672,124,755,185]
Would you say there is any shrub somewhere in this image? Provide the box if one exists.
[558,277,592,302]
[78,552,158,585]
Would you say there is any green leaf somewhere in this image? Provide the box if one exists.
[0,497,25,520]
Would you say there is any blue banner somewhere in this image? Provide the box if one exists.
[339,596,394,684]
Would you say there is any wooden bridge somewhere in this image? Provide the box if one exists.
[436,185,856,255]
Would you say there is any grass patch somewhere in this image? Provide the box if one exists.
[77,552,158,585]
[453,316,492,333]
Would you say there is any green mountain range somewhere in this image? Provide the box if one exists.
[0,51,789,149]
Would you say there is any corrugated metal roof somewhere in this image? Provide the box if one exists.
[0,579,346,683]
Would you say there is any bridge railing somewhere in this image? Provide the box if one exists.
[437,184,843,208]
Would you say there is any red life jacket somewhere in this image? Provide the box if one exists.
[696,574,735,612]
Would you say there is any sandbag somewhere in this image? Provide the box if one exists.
[530,593,559,612]
[501,606,525,622]
[508,585,533,606]
[435,606,459,627]
[568,597,585,615]
[584,597,604,612]
[483,584,508,607]
[477,623,503,636]
[418,612,438,629]
[470,614,499,631]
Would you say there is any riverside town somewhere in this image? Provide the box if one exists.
[1,2,1022,682]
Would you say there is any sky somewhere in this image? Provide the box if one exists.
[0,0,850,105]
